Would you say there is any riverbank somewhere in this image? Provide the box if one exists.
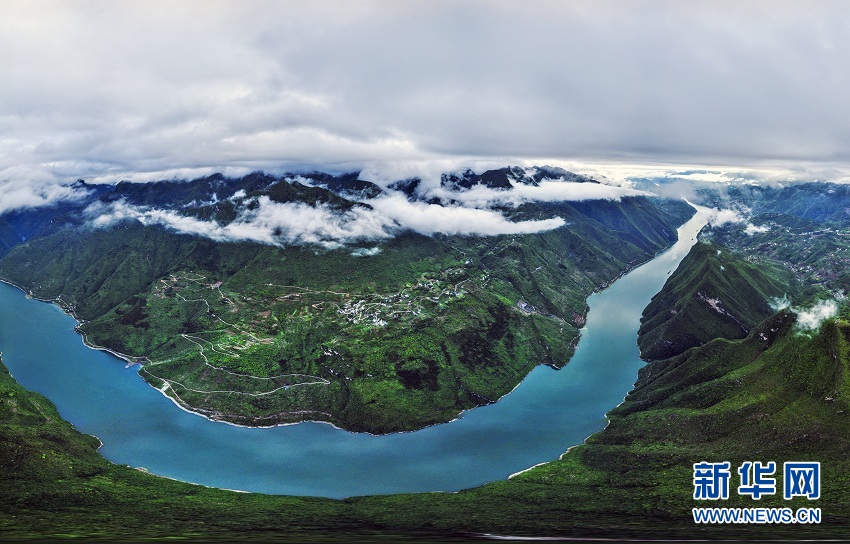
[0,209,709,497]
[0,276,150,366]
[4,305,847,540]
[0,219,684,434]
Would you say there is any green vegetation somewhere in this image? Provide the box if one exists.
[637,191,850,362]
[727,182,850,223]
[0,356,394,541]
[638,241,795,360]
[708,213,850,299]
[0,182,693,433]
[4,307,850,540]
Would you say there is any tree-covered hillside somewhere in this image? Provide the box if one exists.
[637,183,850,362]
[0,169,695,432]
[638,241,794,360]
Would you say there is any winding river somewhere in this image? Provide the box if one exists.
[0,207,708,499]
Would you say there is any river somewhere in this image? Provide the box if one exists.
[0,207,709,498]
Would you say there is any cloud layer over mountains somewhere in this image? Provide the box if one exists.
[83,168,629,246]
[88,194,569,247]
[4,1,850,247]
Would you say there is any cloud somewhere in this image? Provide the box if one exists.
[350,247,382,257]
[421,179,647,209]
[0,166,91,214]
[3,1,850,185]
[769,295,792,312]
[770,296,839,331]
[354,162,646,208]
[86,197,396,248]
[368,193,565,236]
[85,192,565,248]
[701,207,775,236]
[744,223,770,235]
[359,160,524,194]
[794,300,839,331]
[702,207,776,238]
[705,208,747,227]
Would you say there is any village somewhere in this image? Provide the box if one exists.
[147,264,486,379]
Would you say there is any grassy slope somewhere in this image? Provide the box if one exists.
[3,307,850,540]
[637,241,794,360]
[0,358,406,541]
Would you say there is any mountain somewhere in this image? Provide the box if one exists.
[638,241,794,360]
[440,165,592,191]
[637,183,850,362]
[0,168,694,433]
[728,182,850,224]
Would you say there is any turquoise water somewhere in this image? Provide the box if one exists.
[0,209,708,498]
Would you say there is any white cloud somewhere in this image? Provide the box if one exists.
[769,296,839,331]
[369,193,565,236]
[85,192,565,248]
[706,208,746,227]
[355,162,645,207]
[0,166,91,214]
[794,300,839,330]
[703,208,773,236]
[86,197,395,248]
[350,247,382,257]
[357,159,540,195]
[424,179,646,208]
[769,295,791,312]
[744,223,770,235]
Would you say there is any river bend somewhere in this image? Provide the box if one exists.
[0,207,709,498]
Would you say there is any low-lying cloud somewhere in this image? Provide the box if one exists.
[0,167,91,215]
[350,247,382,257]
[368,193,565,236]
[744,223,770,235]
[770,296,839,331]
[703,206,770,236]
[86,198,394,248]
[85,191,566,248]
[705,208,746,228]
[422,179,646,209]
[794,300,839,330]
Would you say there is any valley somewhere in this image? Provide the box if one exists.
[3,170,850,539]
[0,168,694,432]
[3,182,850,539]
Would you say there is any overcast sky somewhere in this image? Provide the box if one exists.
[3,0,850,187]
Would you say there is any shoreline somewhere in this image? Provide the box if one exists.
[0,208,704,497]
[0,210,694,441]
[0,208,702,494]
[0,277,149,365]
[0,275,465,436]
[0,270,583,437]
[509,205,708,482]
